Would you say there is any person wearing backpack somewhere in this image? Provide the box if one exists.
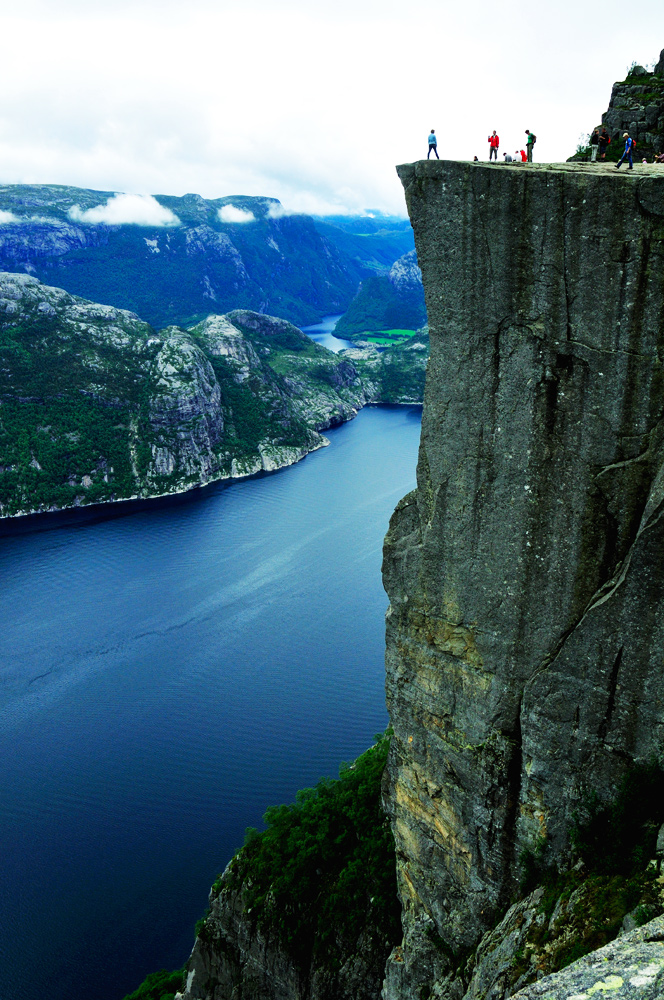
[616,132,634,170]
[590,128,600,162]
[525,130,536,162]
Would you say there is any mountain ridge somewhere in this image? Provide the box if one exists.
[0,185,413,330]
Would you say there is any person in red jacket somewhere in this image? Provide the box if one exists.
[488,130,499,161]
[519,149,527,162]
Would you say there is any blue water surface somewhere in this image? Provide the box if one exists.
[0,405,421,1000]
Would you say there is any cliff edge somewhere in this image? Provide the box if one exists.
[382,159,664,999]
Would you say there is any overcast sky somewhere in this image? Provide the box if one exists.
[1,0,663,216]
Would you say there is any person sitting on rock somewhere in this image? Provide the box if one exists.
[615,132,634,170]
[519,149,527,162]
[654,152,664,163]
[427,129,439,159]
[488,130,499,161]
[503,151,513,162]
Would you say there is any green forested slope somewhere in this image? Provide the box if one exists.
[0,274,426,518]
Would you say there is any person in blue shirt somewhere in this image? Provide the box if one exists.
[616,132,634,170]
[427,129,439,159]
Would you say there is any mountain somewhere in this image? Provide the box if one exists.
[0,186,374,329]
[334,251,426,338]
[0,273,426,518]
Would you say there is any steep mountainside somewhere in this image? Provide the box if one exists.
[0,273,425,518]
[382,157,664,999]
[0,186,369,328]
[334,251,426,338]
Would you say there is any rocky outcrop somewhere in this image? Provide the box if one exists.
[171,735,400,1000]
[512,914,664,1000]
[572,48,664,159]
[382,159,664,999]
[177,860,387,1000]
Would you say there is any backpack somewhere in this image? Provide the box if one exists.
[531,134,537,144]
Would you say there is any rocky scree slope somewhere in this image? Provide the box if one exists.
[0,186,374,329]
[381,158,664,1000]
[334,250,427,338]
[0,273,425,518]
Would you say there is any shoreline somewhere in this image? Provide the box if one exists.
[0,401,422,533]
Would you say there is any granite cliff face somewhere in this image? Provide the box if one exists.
[382,159,664,999]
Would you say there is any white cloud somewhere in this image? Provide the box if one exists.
[218,204,256,224]
[0,211,18,224]
[68,193,180,226]
[266,202,290,219]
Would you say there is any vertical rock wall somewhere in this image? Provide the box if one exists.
[382,160,664,999]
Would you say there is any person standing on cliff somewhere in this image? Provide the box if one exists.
[599,128,610,160]
[590,128,600,162]
[427,130,439,159]
[616,132,634,170]
[525,130,536,162]
[488,130,499,161]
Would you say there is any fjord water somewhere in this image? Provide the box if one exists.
[300,314,355,352]
[0,405,421,1000]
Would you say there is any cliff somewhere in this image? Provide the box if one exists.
[382,159,664,999]
[0,274,425,518]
